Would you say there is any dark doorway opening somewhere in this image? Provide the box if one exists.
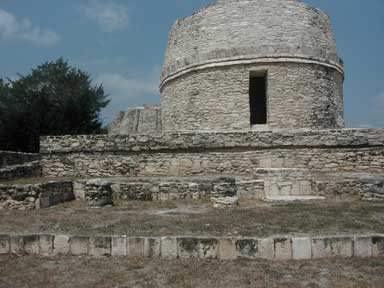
[249,73,267,125]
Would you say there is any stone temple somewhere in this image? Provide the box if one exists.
[110,0,345,134]
[2,0,384,209]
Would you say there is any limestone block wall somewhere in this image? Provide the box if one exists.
[0,181,74,210]
[160,0,344,131]
[108,105,161,135]
[1,233,383,260]
[0,151,40,168]
[40,129,384,178]
[162,0,342,80]
[161,63,344,131]
[0,161,41,182]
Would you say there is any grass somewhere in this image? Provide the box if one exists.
[0,200,383,237]
[0,255,383,288]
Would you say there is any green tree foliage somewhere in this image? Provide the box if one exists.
[0,58,110,152]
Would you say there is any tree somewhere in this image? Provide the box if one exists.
[0,58,110,152]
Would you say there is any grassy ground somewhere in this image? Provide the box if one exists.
[0,200,383,237]
[0,255,383,288]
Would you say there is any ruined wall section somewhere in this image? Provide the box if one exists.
[108,105,161,135]
[40,129,384,178]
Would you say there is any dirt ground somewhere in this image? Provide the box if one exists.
[0,200,383,237]
[0,255,383,288]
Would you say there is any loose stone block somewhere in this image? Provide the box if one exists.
[161,237,177,258]
[69,236,89,256]
[354,236,372,258]
[372,236,384,257]
[53,235,70,255]
[89,236,111,257]
[10,235,24,255]
[292,237,312,260]
[111,235,127,256]
[274,238,292,260]
[23,235,40,255]
[144,238,161,258]
[127,237,144,257]
[39,235,54,256]
[0,235,10,254]
[218,238,237,260]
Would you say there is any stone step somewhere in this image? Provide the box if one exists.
[1,233,383,260]
[263,196,326,202]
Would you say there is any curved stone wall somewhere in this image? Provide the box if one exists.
[160,0,344,131]
[161,63,344,131]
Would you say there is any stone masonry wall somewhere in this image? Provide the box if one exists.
[161,62,344,131]
[40,129,384,178]
[162,0,341,81]
[0,181,74,210]
[160,0,344,131]
[0,233,383,260]
[108,105,161,135]
[0,151,40,168]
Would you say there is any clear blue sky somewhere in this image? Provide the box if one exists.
[0,0,383,127]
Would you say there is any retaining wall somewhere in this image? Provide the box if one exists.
[0,181,74,210]
[40,129,384,178]
[0,151,40,168]
[0,233,382,261]
[0,161,41,182]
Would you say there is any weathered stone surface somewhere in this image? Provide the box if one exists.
[0,181,74,210]
[354,237,372,258]
[160,0,344,131]
[218,238,237,260]
[237,180,264,200]
[0,235,10,254]
[178,238,218,259]
[89,236,111,257]
[108,105,161,135]
[161,237,177,258]
[39,235,54,256]
[144,238,161,258]
[69,236,89,256]
[212,196,239,208]
[258,238,275,259]
[0,161,41,182]
[53,235,70,255]
[23,235,40,255]
[236,238,259,259]
[127,237,144,257]
[0,151,40,168]
[84,179,113,207]
[372,236,384,257]
[274,238,292,260]
[312,237,353,258]
[9,235,24,254]
[292,237,312,260]
[111,236,127,256]
[330,237,353,257]
[40,130,384,191]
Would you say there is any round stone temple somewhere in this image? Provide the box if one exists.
[160,0,345,132]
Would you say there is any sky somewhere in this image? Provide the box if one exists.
[0,0,383,127]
